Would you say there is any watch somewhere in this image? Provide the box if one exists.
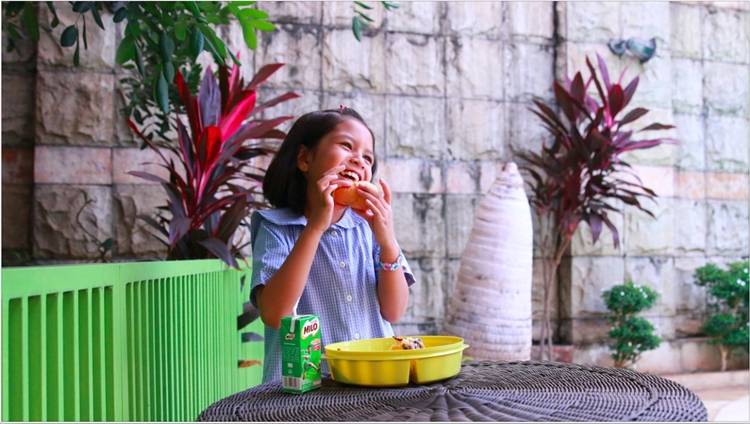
[376,252,405,271]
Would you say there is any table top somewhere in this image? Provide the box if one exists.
[198,360,707,422]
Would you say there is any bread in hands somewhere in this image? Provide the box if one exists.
[333,181,382,211]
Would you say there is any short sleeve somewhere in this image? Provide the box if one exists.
[373,243,417,287]
[250,218,291,309]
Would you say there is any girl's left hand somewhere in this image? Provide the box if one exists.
[354,178,397,250]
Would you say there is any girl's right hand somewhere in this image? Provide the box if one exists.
[306,164,349,234]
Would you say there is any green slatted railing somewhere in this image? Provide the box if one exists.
[2,259,263,421]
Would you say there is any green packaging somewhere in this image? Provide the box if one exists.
[280,314,322,393]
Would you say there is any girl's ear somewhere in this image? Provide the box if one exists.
[297,145,311,173]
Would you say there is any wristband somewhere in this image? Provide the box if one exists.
[376,252,405,271]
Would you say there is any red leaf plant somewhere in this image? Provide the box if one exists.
[515,54,677,360]
[128,61,299,268]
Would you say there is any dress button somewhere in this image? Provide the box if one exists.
[354,333,360,340]
[339,261,347,268]
[346,294,352,302]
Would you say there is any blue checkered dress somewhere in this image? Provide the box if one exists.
[250,207,417,383]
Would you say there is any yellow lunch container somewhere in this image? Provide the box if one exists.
[323,335,469,387]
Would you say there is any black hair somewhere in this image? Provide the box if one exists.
[262,107,378,214]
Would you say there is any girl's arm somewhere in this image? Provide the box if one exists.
[376,243,410,323]
[256,226,324,329]
[257,164,347,329]
[355,179,410,323]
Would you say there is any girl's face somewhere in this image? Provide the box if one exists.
[297,118,375,185]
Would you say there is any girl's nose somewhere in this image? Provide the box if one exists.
[350,155,366,168]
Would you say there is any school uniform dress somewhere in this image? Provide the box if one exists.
[249,207,417,383]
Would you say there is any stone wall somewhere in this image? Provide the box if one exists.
[2,1,748,373]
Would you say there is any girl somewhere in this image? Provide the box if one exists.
[250,106,416,383]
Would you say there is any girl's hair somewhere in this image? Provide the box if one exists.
[262,107,377,214]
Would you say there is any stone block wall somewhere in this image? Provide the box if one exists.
[2,6,37,266]
[2,1,748,372]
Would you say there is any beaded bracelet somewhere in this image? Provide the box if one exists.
[376,252,405,271]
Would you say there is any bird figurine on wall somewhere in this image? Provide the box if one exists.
[608,37,657,63]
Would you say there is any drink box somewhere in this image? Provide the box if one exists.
[280,314,322,393]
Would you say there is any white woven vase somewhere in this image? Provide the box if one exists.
[445,161,533,361]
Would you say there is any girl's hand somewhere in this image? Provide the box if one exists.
[307,165,349,234]
[354,178,399,254]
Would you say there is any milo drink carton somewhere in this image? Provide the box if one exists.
[280,314,322,393]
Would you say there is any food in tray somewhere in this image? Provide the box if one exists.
[391,336,425,350]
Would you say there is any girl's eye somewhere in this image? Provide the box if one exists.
[364,155,374,164]
[341,141,352,150]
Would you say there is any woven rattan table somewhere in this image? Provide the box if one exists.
[199,361,707,421]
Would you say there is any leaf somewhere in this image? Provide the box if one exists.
[352,16,363,42]
[241,332,264,343]
[176,119,195,177]
[82,12,88,49]
[199,24,227,62]
[238,360,261,368]
[219,90,256,140]
[238,8,269,20]
[134,43,144,75]
[240,22,258,49]
[355,1,374,10]
[113,6,128,23]
[168,216,191,246]
[175,19,188,41]
[138,214,169,238]
[90,6,104,30]
[587,214,603,244]
[159,32,175,63]
[156,70,169,113]
[585,56,607,105]
[127,171,168,184]
[238,301,260,329]
[189,28,205,59]
[73,40,80,66]
[638,122,674,132]
[116,36,136,65]
[215,196,248,242]
[608,85,624,118]
[199,70,221,127]
[382,1,400,11]
[618,107,648,127]
[164,61,175,85]
[356,11,375,23]
[21,4,39,41]
[253,20,275,32]
[252,91,300,115]
[100,238,114,251]
[60,25,78,47]
[184,1,203,19]
[622,76,639,107]
[596,53,611,89]
[247,63,284,90]
[46,2,60,27]
[198,237,239,268]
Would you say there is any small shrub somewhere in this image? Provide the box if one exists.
[602,281,661,368]
[694,260,749,371]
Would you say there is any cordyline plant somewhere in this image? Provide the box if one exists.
[515,54,677,360]
[129,60,298,367]
[128,60,298,268]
